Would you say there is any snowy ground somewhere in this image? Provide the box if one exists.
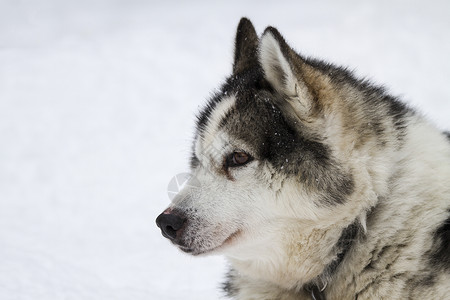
[1,1,449,299]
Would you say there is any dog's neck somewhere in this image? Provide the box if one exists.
[303,219,362,299]
[226,214,363,292]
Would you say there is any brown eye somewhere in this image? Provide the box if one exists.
[233,152,249,164]
[227,151,253,168]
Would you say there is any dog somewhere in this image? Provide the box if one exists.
[156,18,450,299]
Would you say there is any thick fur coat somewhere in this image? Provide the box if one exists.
[157,18,450,299]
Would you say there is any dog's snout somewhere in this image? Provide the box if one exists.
[156,212,186,241]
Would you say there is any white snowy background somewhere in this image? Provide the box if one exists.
[1,0,449,299]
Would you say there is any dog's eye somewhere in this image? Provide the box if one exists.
[233,152,249,165]
[227,151,252,168]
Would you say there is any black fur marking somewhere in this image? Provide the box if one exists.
[325,220,361,276]
[222,268,239,298]
[385,95,410,141]
[304,283,327,300]
[444,131,450,141]
[190,150,200,169]
[430,210,450,271]
[194,64,272,139]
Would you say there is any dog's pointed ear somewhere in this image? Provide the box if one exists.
[233,18,259,74]
[259,27,314,113]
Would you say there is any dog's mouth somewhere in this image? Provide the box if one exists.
[178,229,242,256]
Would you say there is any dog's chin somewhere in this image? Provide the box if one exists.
[178,230,242,256]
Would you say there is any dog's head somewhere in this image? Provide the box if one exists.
[156,18,397,284]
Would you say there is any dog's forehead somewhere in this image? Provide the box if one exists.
[196,94,282,156]
[197,94,237,152]
[196,71,260,130]
[191,69,293,169]
[205,95,236,139]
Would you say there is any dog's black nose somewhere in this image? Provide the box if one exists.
[156,213,186,241]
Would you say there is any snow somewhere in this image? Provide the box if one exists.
[0,1,449,299]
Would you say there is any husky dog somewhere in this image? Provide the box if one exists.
[156,18,450,299]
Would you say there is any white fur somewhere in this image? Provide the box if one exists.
[195,95,236,163]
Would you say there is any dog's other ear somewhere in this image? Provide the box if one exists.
[233,18,259,74]
[259,27,314,114]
